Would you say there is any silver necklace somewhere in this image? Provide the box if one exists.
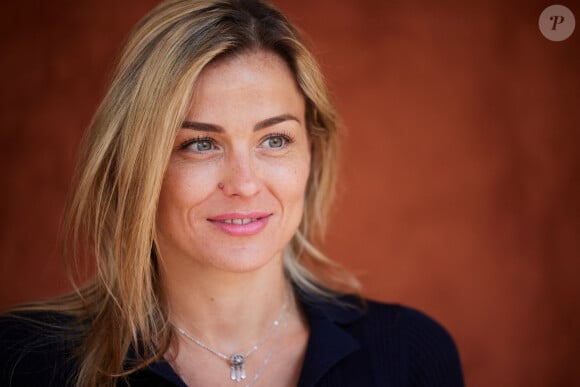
[174,299,288,383]
[243,308,289,387]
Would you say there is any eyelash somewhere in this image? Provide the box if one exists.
[179,136,215,150]
[263,131,295,147]
[178,132,295,151]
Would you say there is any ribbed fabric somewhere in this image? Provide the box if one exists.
[403,307,465,386]
[0,298,464,386]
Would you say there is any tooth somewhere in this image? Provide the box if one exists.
[217,217,260,225]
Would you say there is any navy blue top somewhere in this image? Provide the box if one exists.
[0,296,464,386]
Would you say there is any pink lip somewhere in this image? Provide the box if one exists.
[207,212,272,236]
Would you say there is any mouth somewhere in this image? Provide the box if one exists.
[218,217,259,225]
[207,213,272,236]
[208,212,271,222]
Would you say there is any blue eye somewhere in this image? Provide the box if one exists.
[193,139,214,152]
[262,133,293,149]
[265,136,285,148]
[180,137,216,152]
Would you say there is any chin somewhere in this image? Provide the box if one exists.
[207,247,283,274]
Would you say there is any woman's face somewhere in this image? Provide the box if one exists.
[156,51,310,274]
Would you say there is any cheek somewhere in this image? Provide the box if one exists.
[157,160,220,223]
[265,153,311,203]
[292,152,311,197]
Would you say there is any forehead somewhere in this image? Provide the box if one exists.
[199,50,296,86]
[186,50,305,121]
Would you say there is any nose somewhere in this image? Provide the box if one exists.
[219,149,261,197]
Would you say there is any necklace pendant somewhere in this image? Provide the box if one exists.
[229,354,246,382]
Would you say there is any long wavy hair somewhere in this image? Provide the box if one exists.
[19,0,359,385]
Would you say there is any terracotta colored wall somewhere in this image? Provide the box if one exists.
[1,1,579,386]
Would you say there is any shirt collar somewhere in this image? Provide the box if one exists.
[296,293,364,387]
[144,292,365,387]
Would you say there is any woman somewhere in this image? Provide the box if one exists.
[0,0,464,386]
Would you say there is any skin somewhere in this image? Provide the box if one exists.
[156,50,310,386]
[156,50,310,275]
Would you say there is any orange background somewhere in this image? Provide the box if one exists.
[1,1,579,386]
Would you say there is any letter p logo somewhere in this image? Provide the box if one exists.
[550,15,566,30]
[539,5,576,41]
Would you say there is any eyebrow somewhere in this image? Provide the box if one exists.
[181,114,300,132]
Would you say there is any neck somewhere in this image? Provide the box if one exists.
[160,253,291,354]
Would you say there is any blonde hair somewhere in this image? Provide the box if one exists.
[37,0,359,385]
